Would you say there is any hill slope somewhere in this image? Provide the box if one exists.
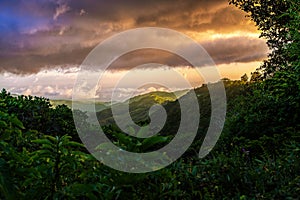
[97,81,244,133]
[97,90,188,125]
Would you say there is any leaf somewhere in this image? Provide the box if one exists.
[192,166,198,176]
[254,158,264,164]
[10,116,25,129]
[0,120,7,128]
[44,135,57,143]
[67,141,84,148]
[113,132,131,144]
[32,149,52,156]
[141,136,169,151]
[32,139,53,146]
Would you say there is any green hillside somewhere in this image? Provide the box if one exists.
[97,82,242,133]
[97,90,187,125]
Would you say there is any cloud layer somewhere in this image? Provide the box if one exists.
[0,0,267,74]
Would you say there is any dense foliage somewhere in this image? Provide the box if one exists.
[0,0,299,199]
[229,0,300,78]
[1,78,299,199]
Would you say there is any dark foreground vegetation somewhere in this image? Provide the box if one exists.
[0,0,299,199]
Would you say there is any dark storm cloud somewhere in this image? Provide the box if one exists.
[0,0,265,74]
[0,46,93,74]
[103,36,268,71]
[203,37,268,64]
[107,49,191,71]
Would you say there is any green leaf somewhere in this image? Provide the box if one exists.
[0,120,7,128]
[32,139,53,146]
[44,135,57,143]
[67,141,84,148]
[10,116,25,129]
[114,132,131,144]
[141,136,169,151]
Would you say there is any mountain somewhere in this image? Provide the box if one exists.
[49,89,188,113]
[97,80,246,136]
[97,90,188,125]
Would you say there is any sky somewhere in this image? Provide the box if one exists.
[0,0,268,101]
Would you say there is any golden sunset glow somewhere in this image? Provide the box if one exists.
[0,0,268,99]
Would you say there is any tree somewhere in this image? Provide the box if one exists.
[241,73,248,82]
[250,71,262,82]
[229,0,300,78]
